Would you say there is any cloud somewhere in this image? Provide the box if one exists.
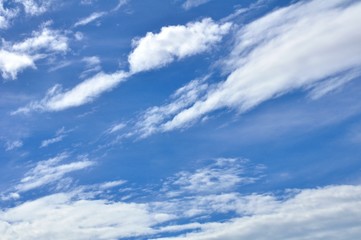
[74,11,106,27]
[16,0,52,16]
[182,0,211,10]
[16,18,230,113]
[128,18,232,73]
[4,140,23,151]
[0,24,68,80]
[99,180,126,189]
[40,135,64,148]
[14,71,129,113]
[134,76,209,137]
[107,122,126,134]
[0,192,172,240]
[161,158,263,197]
[0,0,18,29]
[0,50,35,79]
[133,0,361,134]
[12,153,94,194]
[1,174,361,239]
[153,185,361,240]
[11,26,68,53]
[113,0,129,11]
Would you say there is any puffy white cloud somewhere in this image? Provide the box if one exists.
[128,18,231,73]
[182,0,211,10]
[0,50,35,79]
[0,192,172,240]
[134,0,361,134]
[14,71,129,113]
[74,12,106,27]
[0,25,68,80]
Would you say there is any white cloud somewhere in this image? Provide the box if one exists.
[0,25,68,80]
[113,0,128,11]
[11,26,68,53]
[4,140,23,151]
[1,182,361,239]
[0,0,18,29]
[134,77,209,137]
[40,135,64,148]
[154,185,361,240]
[74,12,106,27]
[162,158,262,197]
[182,0,211,10]
[1,154,361,239]
[0,50,35,79]
[107,122,126,134]
[13,153,94,193]
[14,71,129,113]
[0,192,172,240]
[136,0,361,133]
[128,18,231,73]
[16,0,52,16]
[99,180,126,189]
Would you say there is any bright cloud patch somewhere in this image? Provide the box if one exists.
[15,71,129,113]
[0,50,35,79]
[128,18,232,73]
[0,25,68,80]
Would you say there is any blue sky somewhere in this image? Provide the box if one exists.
[1,0,361,239]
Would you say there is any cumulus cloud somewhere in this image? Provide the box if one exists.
[74,11,106,27]
[128,18,231,73]
[0,50,35,79]
[182,0,211,10]
[0,24,68,80]
[131,0,361,135]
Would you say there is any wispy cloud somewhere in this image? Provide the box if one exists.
[4,140,23,151]
[10,153,94,195]
[74,11,106,27]
[0,0,18,29]
[13,71,129,113]
[15,0,52,16]
[182,0,211,10]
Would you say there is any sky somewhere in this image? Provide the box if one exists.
[1,0,361,239]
